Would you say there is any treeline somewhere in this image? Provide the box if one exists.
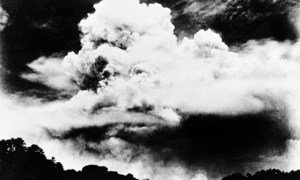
[2,138,300,180]
[0,138,138,180]
[222,169,300,180]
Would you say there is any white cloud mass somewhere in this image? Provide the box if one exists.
[2,0,300,179]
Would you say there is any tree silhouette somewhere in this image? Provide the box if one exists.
[3,138,300,180]
[222,169,300,180]
[0,138,138,180]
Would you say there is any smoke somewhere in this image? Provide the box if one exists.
[0,90,209,180]
[23,0,300,118]
[296,6,300,36]
[1,0,300,179]
[0,5,8,31]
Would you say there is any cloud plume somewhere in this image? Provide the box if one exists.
[2,0,300,179]
[23,0,300,119]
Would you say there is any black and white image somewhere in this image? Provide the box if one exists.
[1,0,300,179]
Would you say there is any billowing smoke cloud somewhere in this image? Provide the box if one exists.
[0,90,209,179]
[0,5,8,31]
[2,0,300,179]
[22,0,300,118]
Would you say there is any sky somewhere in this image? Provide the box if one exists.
[1,0,300,180]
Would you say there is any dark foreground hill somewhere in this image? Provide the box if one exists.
[0,138,138,180]
[1,138,300,180]
[222,169,300,180]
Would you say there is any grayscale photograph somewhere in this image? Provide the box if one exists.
[0,0,300,180]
